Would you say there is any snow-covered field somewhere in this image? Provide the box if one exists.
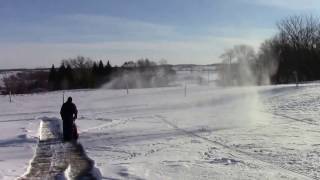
[1,76,320,179]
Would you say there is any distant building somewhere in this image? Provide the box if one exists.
[122,61,137,68]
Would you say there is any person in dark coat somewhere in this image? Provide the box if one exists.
[60,97,78,141]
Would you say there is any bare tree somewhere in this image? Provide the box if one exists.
[269,15,320,83]
[277,15,320,49]
[218,45,257,86]
[62,56,94,69]
[220,49,235,65]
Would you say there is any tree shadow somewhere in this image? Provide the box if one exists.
[116,167,145,180]
[0,135,37,147]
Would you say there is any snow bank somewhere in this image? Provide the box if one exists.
[19,117,101,180]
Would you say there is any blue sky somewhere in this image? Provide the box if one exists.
[1,0,320,68]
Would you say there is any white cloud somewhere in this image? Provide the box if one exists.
[5,14,177,43]
[0,15,276,68]
[0,31,269,69]
[246,0,320,10]
[64,14,175,35]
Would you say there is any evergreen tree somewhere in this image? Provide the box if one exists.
[48,64,56,90]
[103,60,113,83]
[105,60,112,74]
[58,64,67,89]
[65,65,74,88]
[92,62,98,76]
[98,60,104,75]
[91,62,99,87]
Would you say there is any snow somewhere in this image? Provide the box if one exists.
[1,79,320,179]
[18,117,101,179]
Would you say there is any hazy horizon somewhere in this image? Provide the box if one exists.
[1,0,320,69]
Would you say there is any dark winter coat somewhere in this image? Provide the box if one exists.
[60,101,78,140]
[60,101,78,121]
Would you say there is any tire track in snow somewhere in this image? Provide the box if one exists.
[0,111,55,117]
[18,117,101,180]
[80,117,130,135]
[155,115,316,180]
[0,118,38,123]
[260,85,319,126]
[263,111,318,125]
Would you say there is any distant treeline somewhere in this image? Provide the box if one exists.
[109,59,176,89]
[1,56,176,95]
[218,15,320,86]
[48,56,113,90]
[1,70,49,94]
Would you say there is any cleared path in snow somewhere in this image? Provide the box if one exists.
[18,117,101,180]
